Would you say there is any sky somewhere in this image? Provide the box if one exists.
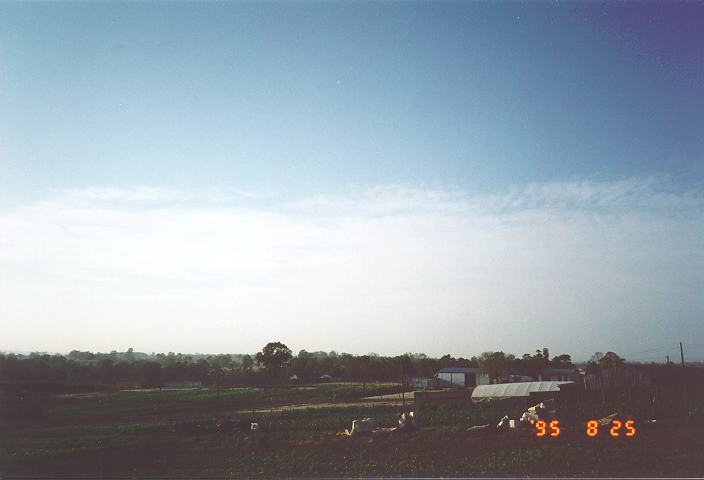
[1,1,702,361]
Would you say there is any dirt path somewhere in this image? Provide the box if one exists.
[230,397,414,414]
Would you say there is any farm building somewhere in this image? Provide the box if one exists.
[436,367,490,387]
[471,381,573,401]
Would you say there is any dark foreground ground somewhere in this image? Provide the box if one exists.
[1,384,703,478]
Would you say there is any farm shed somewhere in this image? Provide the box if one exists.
[471,381,573,401]
[436,367,490,387]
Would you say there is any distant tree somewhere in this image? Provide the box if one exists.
[599,352,625,381]
[550,354,573,368]
[439,354,455,369]
[211,354,233,368]
[478,351,515,382]
[68,350,95,361]
[454,357,475,368]
[241,354,254,371]
[255,342,292,380]
[587,351,625,403]
[397,354,414,377]
[95,359,113,382]
[342,354,369,382]
[112,361,131,383]
[194,360,210,383]
[290,350,311,379]
[416,356,439,378]
[516,348,552,379]
[208,365,226,394]
[139,361,162,388]
[0,354,20,381]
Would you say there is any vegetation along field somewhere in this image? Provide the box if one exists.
[2,382,704,478]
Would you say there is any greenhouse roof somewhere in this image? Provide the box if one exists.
[470,381,573,400]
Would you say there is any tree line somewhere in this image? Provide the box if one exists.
[0,343,575,388]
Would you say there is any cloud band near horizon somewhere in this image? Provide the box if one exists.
[1,176,702,361]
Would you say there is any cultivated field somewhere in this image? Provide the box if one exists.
[1,383,703,477]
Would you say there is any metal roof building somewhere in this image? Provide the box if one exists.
[437,367,478,374]
[471,381,573,401]
[436,367,490,387]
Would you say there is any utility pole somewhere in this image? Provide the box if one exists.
[680,341,687,407]
[401,360,406,409]
[666,355,670,365]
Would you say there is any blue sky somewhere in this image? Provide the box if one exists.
[1,1,702,360]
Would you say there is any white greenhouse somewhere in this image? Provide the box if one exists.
[470,381,573,401]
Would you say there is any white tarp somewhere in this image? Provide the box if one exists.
[471,381,573,400]
[344,418,376,436]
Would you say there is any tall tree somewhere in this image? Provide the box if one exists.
[255,342,293,379]
[550,354,573,368]
[587,351,625,403]
[478,351,515,383]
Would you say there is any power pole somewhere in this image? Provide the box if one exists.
[401,360,406,409]
[680,341,687,407]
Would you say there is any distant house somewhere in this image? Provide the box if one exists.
[539,368,581,382]
[436,367,490,387]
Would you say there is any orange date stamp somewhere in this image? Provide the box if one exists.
[530,419,636,437]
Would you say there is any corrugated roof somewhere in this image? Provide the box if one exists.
[438,367,477,374]
[471,381,573,400]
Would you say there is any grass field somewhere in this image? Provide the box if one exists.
[1,383,703,477]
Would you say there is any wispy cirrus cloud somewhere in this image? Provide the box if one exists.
[1,176,702,359]
[45,185,275,206]
[285,176,703,216]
